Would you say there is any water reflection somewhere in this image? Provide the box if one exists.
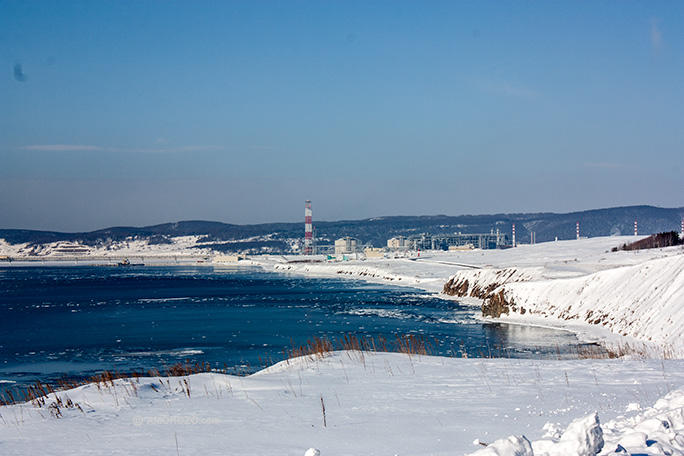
[481,322,599,359]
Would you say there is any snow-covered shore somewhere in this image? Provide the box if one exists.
[1,352,683,455]
[0,235,215,260]
[3,235,684,455]
[255,236,684,357]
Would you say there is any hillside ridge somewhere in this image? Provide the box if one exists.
[1,205,682,254]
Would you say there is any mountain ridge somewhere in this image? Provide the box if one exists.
[1,205,682,253]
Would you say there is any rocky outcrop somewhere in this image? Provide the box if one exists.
[482,290,510,318]
[442,268,532,318]
[443,254,684,356]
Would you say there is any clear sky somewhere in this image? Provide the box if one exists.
[1,0,682,232]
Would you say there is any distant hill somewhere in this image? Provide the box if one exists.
[1,205,682,254]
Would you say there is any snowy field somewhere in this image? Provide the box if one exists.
[0,352,683,455]
[2,235,684,455]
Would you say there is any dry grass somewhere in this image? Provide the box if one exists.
[284,333,436,361]
[0,334,439,406]
[2,334,671,408]
[0,360,213,407]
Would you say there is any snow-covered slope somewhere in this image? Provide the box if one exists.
[0,352,682,456]
[496,254,684,355]
[441,243,684,357]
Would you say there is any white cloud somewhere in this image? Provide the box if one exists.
[21,144,222,154]
[22,144,105,152]
[128,145,222,154]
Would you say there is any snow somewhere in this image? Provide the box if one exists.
[2,235,684,455]
[529,412,604,456]
[1,352,683,455]
[0,235,214,261]
[260,236,682,291]
[470,435,534,456]
[493,254,684,356]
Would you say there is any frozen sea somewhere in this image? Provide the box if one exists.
[0,264,592,391]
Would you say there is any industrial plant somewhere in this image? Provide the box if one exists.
[300,200,512,259]
[297,201,664,260]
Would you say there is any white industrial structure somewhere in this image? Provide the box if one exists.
[387,236,408,250]
[304,200,314,255]
[335,237,358,255]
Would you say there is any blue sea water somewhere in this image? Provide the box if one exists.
[1,264,589,391]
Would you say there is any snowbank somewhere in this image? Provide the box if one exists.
[1,351,683,455]
[498,254,684,355]
[443,247,684,357]
[469,382,684,456]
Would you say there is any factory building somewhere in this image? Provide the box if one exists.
[364,247,385,258]
[387,236,408,250]
[387,231,509,251]
[334,237,358,255]
[409,231,509,250]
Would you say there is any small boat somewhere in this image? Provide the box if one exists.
[118,259,144,267]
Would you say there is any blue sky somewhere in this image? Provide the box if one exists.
[1,1,682,231]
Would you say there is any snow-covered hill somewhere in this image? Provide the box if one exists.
[2,205,682,255]
[0,235,214,259]
[492,254,684,354]
[440,241,684,357]
[0,352,682,455]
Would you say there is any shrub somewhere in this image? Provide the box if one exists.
[615,231,683,251]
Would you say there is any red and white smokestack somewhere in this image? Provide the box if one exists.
[634,220,638,236]
[512,223,516,247]
[304,200,313,255]
[576,222,580,240]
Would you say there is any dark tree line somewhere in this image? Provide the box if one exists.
[613,232,684,251]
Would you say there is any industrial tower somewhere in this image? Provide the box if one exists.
[304,200,313,255]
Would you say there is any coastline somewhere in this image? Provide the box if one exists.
[0,255,211,267]
[250,237,684,358]
[2,237,684,454]
[4,235,683,357]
